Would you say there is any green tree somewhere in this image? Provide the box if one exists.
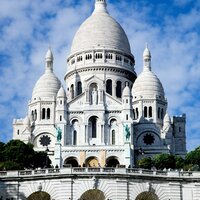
[175,156,185,169]
[0,140,51,170]
[185,147,200,166]
[137,157,153,169]
[0,142,5,162]
[153,154,176,170]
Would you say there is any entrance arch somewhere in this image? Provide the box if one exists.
[106,156,119,167]
[27,191,50,200]
[135,191,159,200]
[86,156,99,167]
[64,157,79,167]
[80,189,105,200]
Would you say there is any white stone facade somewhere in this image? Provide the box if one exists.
[13,0,186,168]
[0,168,200,200]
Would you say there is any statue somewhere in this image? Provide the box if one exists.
[55,126,62,142]
[124,124,130,141]
[92,88,98,105]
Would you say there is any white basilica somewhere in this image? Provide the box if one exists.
[13,0,186,168]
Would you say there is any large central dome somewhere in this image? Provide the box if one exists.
[70,0,132,56]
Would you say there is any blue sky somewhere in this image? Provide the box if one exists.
[0,0,200,151]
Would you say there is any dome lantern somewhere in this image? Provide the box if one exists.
[94,0,107,13]
[45,47,54,72]
[143,44,151,72]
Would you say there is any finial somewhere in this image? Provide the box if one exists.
[94,0,108,14]
[143,43,151,71]
[45,47,54,72]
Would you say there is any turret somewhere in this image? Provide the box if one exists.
[122,82,132,122]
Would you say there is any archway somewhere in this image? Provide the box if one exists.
[64,157,79,167]
[135,191,159,200]
[106,157,119,167]
[27,191,50,200]
[86,157,99,167]
[80,189,105,200]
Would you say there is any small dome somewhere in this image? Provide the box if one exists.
[132,70,165,99]
[32,72,61,99]
[57,86,66,98]
[70,1,131,55]
[122,83,131,97]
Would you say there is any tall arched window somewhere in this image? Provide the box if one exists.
[136,108,139,119]
[149,107,152,118]
[42,108,45,119]
[31,111,34,121]
[73,130,77,145]
[47,108,50,119]
[71,84,74,99]
[158,108,160,119]
[106,79,112,95]
[116,81,122,98]
[77,81,82,95]
[161,108,164,120]
[89,116,98,139]
[34,109,37,120]
[112,130,115,145]
[144,106,147,118]
[133,109,135,119]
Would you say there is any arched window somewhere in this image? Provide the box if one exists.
[116,81,122,98]
[106,79,112,95]
[144,106,147,118]
[158,107,160,119]
[60,115,62,121]
[133,109,135,119]
[42,108,45,119]
[112,130,115,145]
[149,106,152,118]
[34,109,37,120]
[73,130,77,145]
[47,108,50,119]
[71,84,74,99]
[89,116,98,139]
[136,108,139,119]
[92,117,97,138]
[77,81,82,95]
[31,111,34,121]
[161,108,164,120]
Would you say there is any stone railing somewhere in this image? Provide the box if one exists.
[0,168,198,179]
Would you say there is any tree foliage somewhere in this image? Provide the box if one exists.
[153,154,176,170]
[137,157,153,169]
[0,140,51,170]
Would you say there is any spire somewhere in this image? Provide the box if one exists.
[45,47,54,72]
[94,0,108,14]
[143,43,151,71]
